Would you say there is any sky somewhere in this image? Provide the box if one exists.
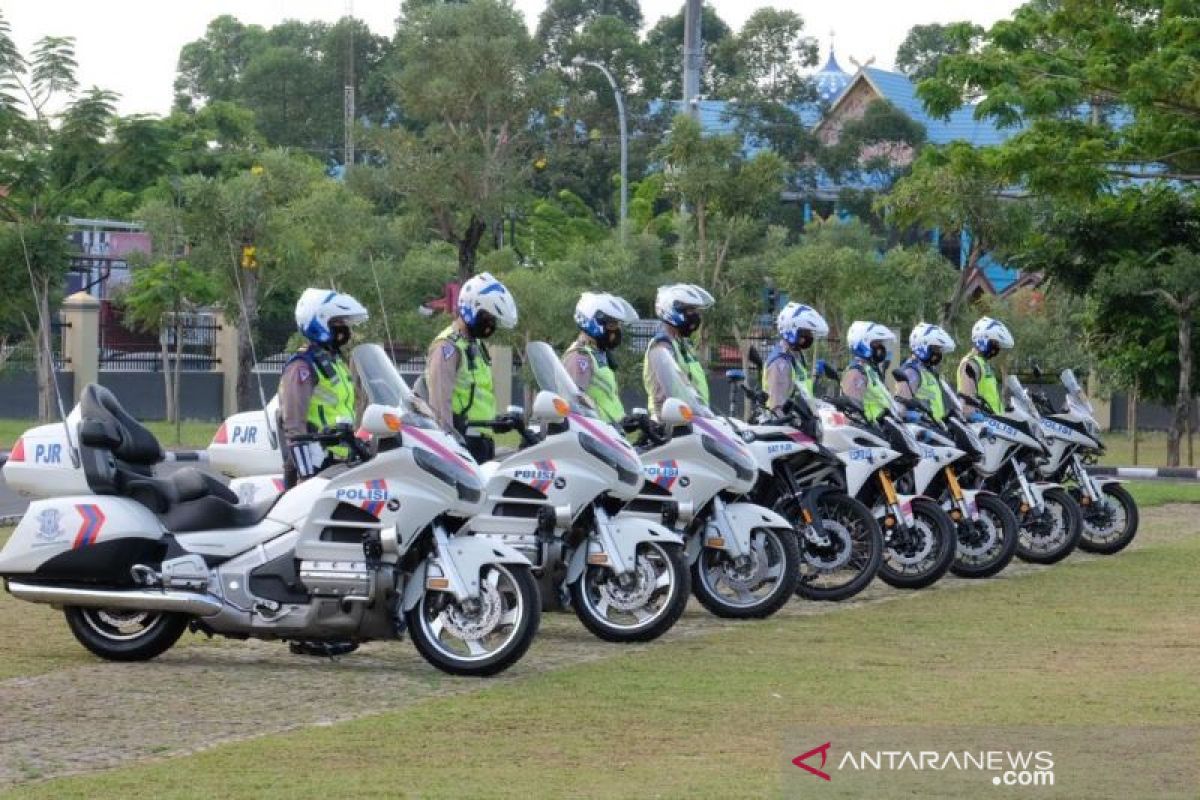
[5,1,1026,116]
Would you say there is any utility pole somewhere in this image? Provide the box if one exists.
[682,0,703,120]
[572,56,628,239]
[343,1,356,168]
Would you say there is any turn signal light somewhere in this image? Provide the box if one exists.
[426,577,450,590]
[1080,496,1092,505]
[883,516,896,528]
[705,537,726,548]
[801,508,814,524]
[1020,503,1030,513]
[587,553,610,565]
[680,404,694,422]
[382,413,403,432]
[553,396,570,416]
[950,510,962,521]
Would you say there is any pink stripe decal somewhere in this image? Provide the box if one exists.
[403,425,472,469]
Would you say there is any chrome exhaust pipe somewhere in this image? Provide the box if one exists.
[6,581,223,617]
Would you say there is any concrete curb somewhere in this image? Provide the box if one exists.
[1089,465,1200,481]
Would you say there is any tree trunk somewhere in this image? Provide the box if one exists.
[1167,312,1192,467]
[457,216,487,282]
[941,241,982,327]
[36,279,54,422]
[161,333,174,425]
[236,269,260,413]
[172,315,184,435]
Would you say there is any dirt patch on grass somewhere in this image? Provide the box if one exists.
[0,504,1194,787]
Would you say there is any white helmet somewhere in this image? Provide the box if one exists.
[909,322,956,362]
[655,283,714,328]
[971,317,1014,354]
[575,292,637,339]
[295,288,368,344]
[775,302,829,346]
[458,272,518,332]
[847,320,895,360]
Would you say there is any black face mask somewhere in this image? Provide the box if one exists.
[926,348,943,368]
[980,341,999,359]
[677,309,702,337]
[468,312,497,340]
[870,342,889,364]
[599,326,622,351]
[331,323,352,349]
[791,331,813,351]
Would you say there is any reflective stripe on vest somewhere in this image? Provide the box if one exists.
[851,361,891,422]
[566,342,624,424]
[903,357,946,421]
[437,325,496,430]
[958,352,1002,414]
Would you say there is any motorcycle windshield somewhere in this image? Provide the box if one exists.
[350,343,439,430]
[526,341,600,419]
[648,345,755,477]
[939,377,965,419]
[1061,369,1094,416]
[647,345,714,418]
[1004,375,1041,420]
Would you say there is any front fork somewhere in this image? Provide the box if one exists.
[1071,454,1103,507]
[877,470,914,533]
[942,466,976,523]
[1011,458,1045,515]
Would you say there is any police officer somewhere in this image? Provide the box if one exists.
[957,316,1014,415]
[279,288,370,488]
[642,283,714,418]
[841,320,895,423]
[764,302,829,413]
[424,272,518,462]
[278,287,368,658]
[562,292,638,424]
[895,323,956,422]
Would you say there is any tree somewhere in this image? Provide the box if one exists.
[381,0,552,279]
[660,115,786,351]
[641,4,736,101]
[724,8,818,104]
[535,0,642,64]
[918,0,1200,193]
[119,259,219,431]
[894,22,984,83]
[0,13,118,419]
[876,141,1025,325]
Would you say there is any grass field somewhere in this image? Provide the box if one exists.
[0,486,1197,798]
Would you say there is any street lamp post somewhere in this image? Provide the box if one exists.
[572,55,628,239]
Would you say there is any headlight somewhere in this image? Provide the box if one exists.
[413,447,482,502]
[701,434,756,483]
[580,431,641,486]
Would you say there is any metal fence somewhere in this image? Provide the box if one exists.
[0,321,69,373]
[100,312,219,372]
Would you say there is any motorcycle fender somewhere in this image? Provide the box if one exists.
[956,488,995,520]
[401,559,431,612]
[566,517,681,584]
[428,534,532,604]
[0,496,162,576]
[1092,477,1126,488]
[894,493,927,529]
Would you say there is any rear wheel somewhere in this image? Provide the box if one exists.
[64,607,188,662]
[792,493,883,602]
[878,498,956,589]
[950,493,1019,579]
[691,527,800,619]
[408,563,540,676]
[1015,487,1082,564]
[1076,483,1139,555]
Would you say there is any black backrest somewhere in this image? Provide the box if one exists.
[79,384,164,466]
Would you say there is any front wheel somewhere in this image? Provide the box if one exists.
[570,541,689,643]
[1015,487,1082,564]
[64,607,189,662]
[878,498,956,590]
[1076,483,1139,555]
[792,493,883,602]
[692,527,800,619]
[407,563,540,676]
[950,493,1019,579]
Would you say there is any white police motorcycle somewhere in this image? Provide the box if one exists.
[0,344,541,676]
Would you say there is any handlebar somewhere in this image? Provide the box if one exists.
[291,423,373,465]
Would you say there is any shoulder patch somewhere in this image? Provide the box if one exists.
[295,363,312,383]
[576,356,591,372]
[441,343,457,361]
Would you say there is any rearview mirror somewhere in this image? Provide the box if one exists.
[891,368,908,384]
[360,404,404,436]
[531,391,569,422]
[660,398,694,426]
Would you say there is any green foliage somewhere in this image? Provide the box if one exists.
[119,260,219,333]
[527,190,607,262]
[894,22,984,83]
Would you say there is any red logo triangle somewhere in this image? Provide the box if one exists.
[792,742,832,781]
